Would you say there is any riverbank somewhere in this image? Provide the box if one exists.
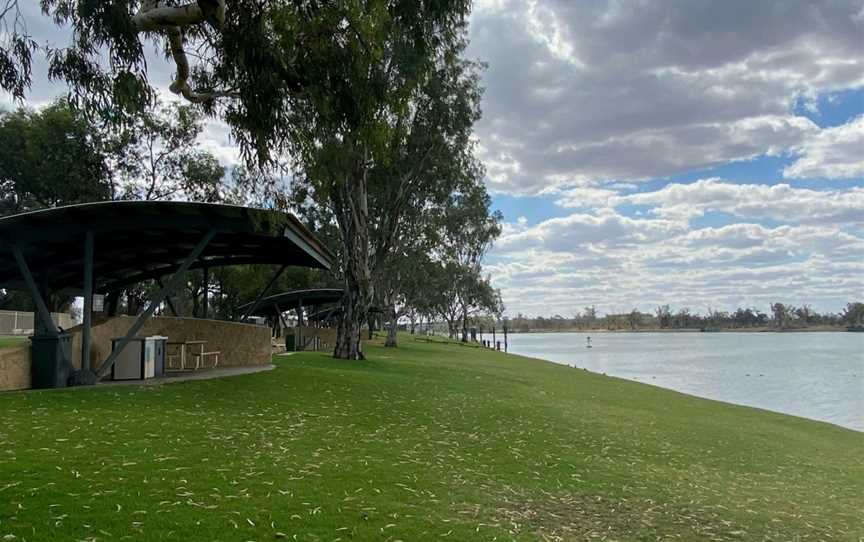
[0,336,860,540]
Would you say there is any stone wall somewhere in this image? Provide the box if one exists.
[68,316,272,370]
[0,316,271,391]
[0,345,30,391]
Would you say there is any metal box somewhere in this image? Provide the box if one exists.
[111,337,146,380]
[110,336,167,380]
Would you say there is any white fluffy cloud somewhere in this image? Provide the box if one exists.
[469,0,864,193]
[783,116,864,179]
[490,214,864,315]
[495,208,685,252]
[491,178,864,315]
[620,179,864,226]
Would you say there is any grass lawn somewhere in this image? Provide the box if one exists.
[0,336,26,349]
[0,336,861,541]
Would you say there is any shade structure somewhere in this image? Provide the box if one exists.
[307,305,384,323]
[237,288,344,317]
[0,201,334,294]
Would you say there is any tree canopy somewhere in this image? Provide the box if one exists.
[0,100,111,215]
[0,1,503,358]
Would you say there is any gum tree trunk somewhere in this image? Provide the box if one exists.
[385,303,398,347]
[332,164,371,360]
[460,306,469,342]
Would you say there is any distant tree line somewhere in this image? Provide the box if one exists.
[506,303,864,332]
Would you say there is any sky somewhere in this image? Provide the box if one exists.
[467,0,864,317]
[2,0,863,317]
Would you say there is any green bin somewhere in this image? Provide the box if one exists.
[285,333,296,352]
[30,333,73,388]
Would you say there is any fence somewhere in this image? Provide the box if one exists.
[0,310,75,336]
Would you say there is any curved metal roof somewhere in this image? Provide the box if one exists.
[0,201,334,293]
[238,288,344,316]
[307,305,384,322]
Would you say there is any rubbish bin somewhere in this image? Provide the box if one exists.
[30,333,73,389]
[285,333,296,352]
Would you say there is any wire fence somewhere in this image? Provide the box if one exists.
[0,310,75,336]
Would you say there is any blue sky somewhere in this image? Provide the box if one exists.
[492,87,864,228]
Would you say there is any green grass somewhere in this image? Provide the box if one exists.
[0,336,26,349]
[0,336,861,541]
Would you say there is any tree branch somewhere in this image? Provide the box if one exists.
[131,3,206,32]
[132,1,234,103]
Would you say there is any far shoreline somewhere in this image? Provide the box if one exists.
[506,325,852,334]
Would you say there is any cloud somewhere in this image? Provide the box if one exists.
[490,213,864,315]
[468,0,864,194]
[783,116,864,179]
[551,186,620,208]
[196,118,242,168]
[620,179,864,226]
[494,208,686,252]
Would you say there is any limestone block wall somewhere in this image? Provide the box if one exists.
[0,345,30,391]
[0,316,271,391]
[67,316,272,370]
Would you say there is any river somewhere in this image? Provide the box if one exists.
[504,331,864,432]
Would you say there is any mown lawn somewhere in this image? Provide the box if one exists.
[0,336,861,541]
[0,336,26,349]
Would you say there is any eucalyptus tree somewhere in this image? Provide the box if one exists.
[455,267,501,341]
[286,12,482,358]
[1,0,478,359]
[0,100,111,215]
[439,179,502,341]
[111,100,225,201]
[841,302,864,326]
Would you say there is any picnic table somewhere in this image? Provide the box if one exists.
[166,340,220,371]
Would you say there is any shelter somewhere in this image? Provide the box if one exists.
[237,288,344,352]
[0,201,333,388]
[307,305,384,323]
[238,288,344,325]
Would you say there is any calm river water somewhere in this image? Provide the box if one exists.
[505,332,864,431]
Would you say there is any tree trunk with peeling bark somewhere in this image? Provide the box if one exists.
[331,165,371,360]
[461,305,469,342]
[385,303,398,347]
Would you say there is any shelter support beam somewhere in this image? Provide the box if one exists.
[155,277,180,317]
[96,230,217,377]
[241,264,287,322]
[202,266,209,319]
[297,298,304,326]
[82,231,94,371]
[11,245,58,338]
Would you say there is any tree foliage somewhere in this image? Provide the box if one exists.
[110,100,225,201]
[0,99,111,215]
[1,2,502,356]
